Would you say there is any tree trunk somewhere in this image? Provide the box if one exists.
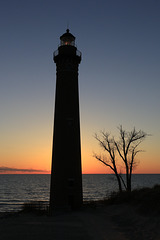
[126,165,131,192]
[115,172,122,192]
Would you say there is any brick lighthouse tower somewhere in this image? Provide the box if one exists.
[50,29,83,211]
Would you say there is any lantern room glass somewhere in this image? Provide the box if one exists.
[60,38,75,46]
[60,29,75,46]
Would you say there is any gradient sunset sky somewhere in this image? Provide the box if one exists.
[0,0,160,174]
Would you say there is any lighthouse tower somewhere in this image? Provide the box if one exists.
[50,29,83,211]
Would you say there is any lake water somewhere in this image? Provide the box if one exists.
[0,174,159,212]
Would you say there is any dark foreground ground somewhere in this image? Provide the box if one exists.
[0,203,160,240]
[1,186,160,240]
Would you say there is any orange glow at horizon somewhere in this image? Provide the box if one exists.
[0,142,160,174]
[1,154,160,174]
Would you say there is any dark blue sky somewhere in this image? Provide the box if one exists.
[1,0,160,173]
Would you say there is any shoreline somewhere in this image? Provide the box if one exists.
[1,186,160,239]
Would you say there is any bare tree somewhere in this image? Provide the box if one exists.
[94,125,148,192]
[94,133,124,192]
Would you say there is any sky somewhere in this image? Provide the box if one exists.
[0,0,160,174]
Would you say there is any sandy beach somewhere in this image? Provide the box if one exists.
[0,203,160,240]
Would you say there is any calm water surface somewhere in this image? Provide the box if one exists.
[0,174,159,212]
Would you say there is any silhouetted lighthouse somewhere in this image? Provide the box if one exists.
[50,29,83,211]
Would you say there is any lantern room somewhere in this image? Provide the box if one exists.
[60,29,75,46]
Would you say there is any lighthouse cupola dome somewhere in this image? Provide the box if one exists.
[60,29,75,46]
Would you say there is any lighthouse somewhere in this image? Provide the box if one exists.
[50,29,83,211]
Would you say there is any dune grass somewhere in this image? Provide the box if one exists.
[102,184,160,215]
[21,201,49,215]
[21,185,160,216]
